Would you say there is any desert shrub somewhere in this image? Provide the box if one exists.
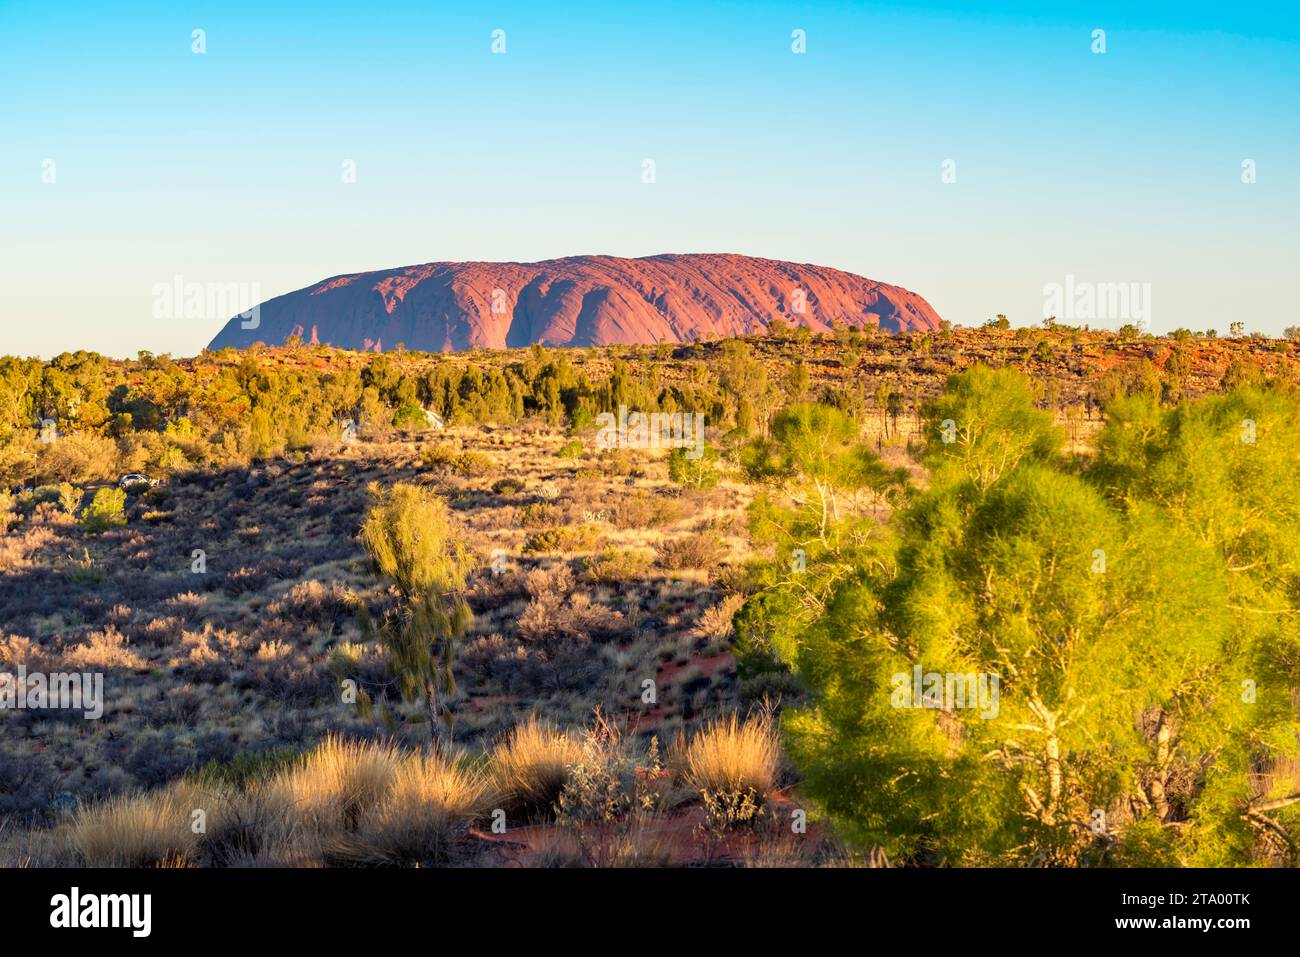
[595,449,636,476]
[557,439,584,459]
[610,491,689,529]
[491,716,583,820]
[56,482,81,514]
[419,445,458,470]
[78,487,126,533]
[0,491,13,533]
[161,591,207,622]
[328,640,389,686]
[582,547,653,584]
[522,524,601,554]
[138,616,184,646]
[0,633,56,670]
[554,719,671,866]
[516,565,626,646]
[62,626,147,670]
[460,632,563,694]
[29,485,63,506]
[516,501,560,528]
[222,563,276,597]
[421,445,495,478]
[453,450,495,477]
[143,486,172,507]
[266,580,356,627]
[655,530,728,571]
[491,477,525,495]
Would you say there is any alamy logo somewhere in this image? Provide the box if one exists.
[0,667,103,719]
[50,887,151,937]
[595,404,705,460]
[151,275,261,329]
[890,665,1000,719]
[1042,274,1151,325]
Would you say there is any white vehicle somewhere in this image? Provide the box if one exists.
[117,473,157,489]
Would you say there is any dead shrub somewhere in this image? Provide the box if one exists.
[610,491,689,529]
[655,530,728,571]
[516,565,626,645]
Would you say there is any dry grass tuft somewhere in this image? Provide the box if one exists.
[70,779,227,867]
[344,751,494,864]
[492,716,584,819]
[264,734,401,832]
[693,593,746,640]
[682,712,779,798]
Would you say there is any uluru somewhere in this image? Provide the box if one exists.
[206,253,943,352]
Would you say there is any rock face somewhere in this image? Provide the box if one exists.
[207,253,942,352]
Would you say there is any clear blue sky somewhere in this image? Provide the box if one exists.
[2,1,1297,357]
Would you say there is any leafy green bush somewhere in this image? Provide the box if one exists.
[78,487,126,533]
[667,446,719,488]
[392,401,428,431]
[522,524,601,554]
[557,439,584,459]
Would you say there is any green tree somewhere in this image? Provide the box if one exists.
[753,367,1300,866]
[359,483,474,746]
[736,403,907,676]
